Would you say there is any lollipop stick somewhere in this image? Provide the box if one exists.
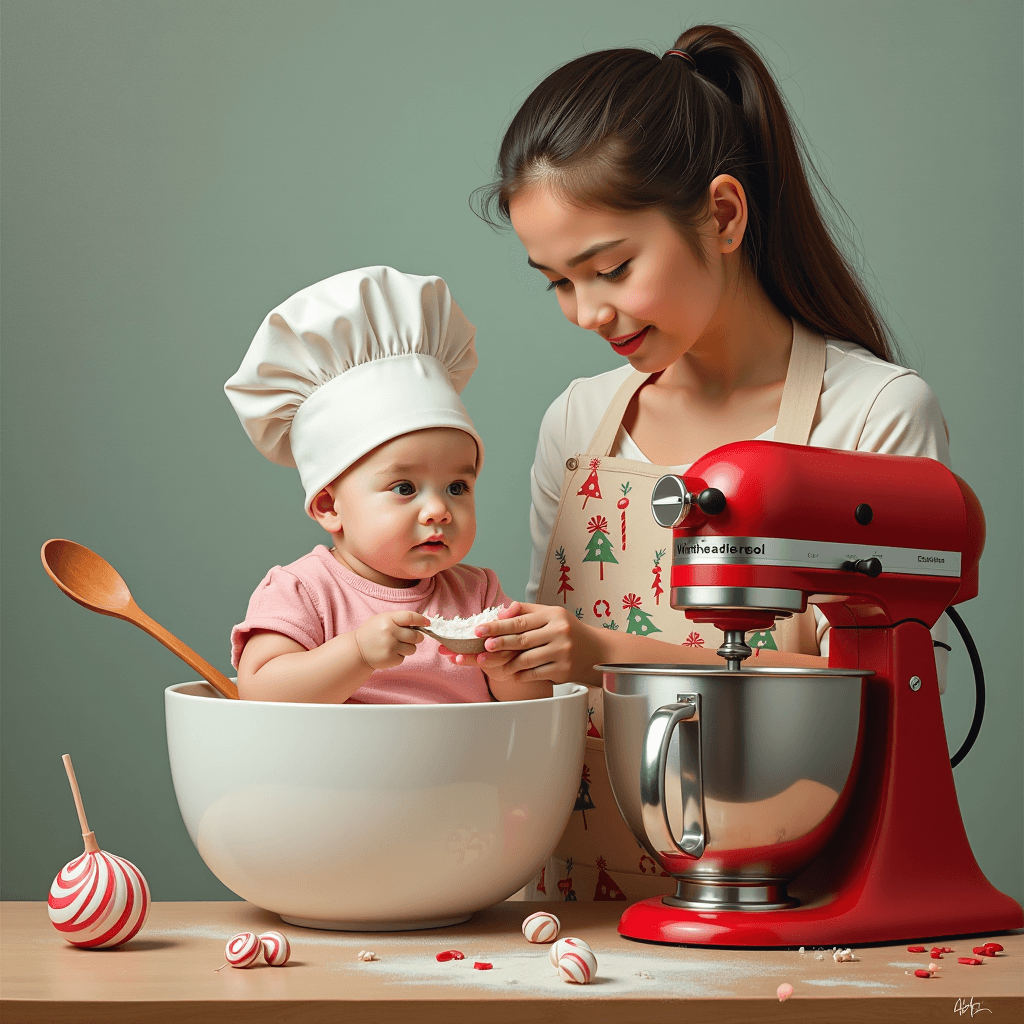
[62,754,100,853]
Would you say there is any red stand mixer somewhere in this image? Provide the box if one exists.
[606,440,1022,946]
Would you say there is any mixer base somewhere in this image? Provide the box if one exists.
[663,877,797,911]
[617,891,1023,948]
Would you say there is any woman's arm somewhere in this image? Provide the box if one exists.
[485,674,553,702]
[236,611,429,702]
[467,603,824,686]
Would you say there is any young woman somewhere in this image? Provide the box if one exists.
[463,25,951,902]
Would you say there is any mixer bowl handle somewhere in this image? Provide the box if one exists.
[640,694,706,861]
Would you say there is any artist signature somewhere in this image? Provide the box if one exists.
[953,996,992,1016]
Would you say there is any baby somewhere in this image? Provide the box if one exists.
[224,267,557,704]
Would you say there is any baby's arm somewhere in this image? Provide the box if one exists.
[237,610,429,703]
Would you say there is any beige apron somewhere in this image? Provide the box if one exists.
[517,321,827,903]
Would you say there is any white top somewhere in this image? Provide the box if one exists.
[526,339,952,686]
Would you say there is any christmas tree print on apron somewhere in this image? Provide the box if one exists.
[583,513,617,579]
[554,547,573,604]
[522,320,828,903]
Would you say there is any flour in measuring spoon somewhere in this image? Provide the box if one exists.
[429,606,506,639]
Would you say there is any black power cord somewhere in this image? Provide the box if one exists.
[945,606,985,768]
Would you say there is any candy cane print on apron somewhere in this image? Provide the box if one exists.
[520,320,828,903]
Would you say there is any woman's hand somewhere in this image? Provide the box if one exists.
[464,601,581,684]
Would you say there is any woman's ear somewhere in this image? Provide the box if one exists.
[708,174,748,253]
[310,487,342,534]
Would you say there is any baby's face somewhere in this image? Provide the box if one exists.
[326,428,478,587]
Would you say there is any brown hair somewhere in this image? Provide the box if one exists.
[473,25,899,362]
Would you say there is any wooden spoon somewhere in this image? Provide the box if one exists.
[41,539,239,700]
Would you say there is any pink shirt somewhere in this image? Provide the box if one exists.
[230,545,509,704]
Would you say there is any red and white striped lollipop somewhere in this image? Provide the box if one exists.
[260,930,291,966]
[224,931,262,968]
[47,755,150,949]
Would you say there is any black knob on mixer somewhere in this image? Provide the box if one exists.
[854,503,874,525]
[841,557,883,577]
[696,488,727,515]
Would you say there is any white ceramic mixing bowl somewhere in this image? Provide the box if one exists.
[165,681,587,930]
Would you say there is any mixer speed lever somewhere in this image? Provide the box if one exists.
[651,476,727,529]
[841,557,882,577]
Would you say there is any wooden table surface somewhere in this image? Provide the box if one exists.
[2,900,1021,1023]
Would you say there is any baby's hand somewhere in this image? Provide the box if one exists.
[354,611,429,671]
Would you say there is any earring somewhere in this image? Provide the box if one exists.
[726,238,733,245]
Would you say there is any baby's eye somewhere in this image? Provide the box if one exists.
[598,259,631,281]
[447,481,470,496]
[392,482,415,496]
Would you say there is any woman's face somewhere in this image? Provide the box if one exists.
[509,182,731,373]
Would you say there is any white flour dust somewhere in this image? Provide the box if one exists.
[429,607,505,639]
[147,924,243,941]
[144,923,901,996]
[146,925,471,948]
[348,949,793,997]
[802,977,897,989]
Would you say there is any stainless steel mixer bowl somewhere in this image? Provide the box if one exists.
[599,664,869,909]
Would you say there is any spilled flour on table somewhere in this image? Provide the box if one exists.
[146,923,901,997]
[147,924,254,942]
[802,978,897,989]
[146,925,481,947]
[333,949,797,997]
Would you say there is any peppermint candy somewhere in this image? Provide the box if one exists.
[259,930,291,966]
[224,931,262,968]
[549,936,592,968]
[557,946,598,984]
[521,911,560,943]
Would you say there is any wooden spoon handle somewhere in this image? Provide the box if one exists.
[130,605,239,700]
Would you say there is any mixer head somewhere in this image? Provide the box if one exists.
[651,441,984,667]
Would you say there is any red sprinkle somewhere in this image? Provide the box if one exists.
[435,950,465,962]
[939,946,954,953]
[907,945,926,953]
[929,950,943,959]
[983,942,1003,954]
[473,962,493,970]
[958,958,983,966]
[972,946,991,956]
[914,969,933,978]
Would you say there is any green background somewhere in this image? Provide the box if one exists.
[2,1,1021,905]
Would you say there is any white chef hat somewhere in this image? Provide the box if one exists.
[225,266,483,514]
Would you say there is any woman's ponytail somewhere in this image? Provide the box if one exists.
[675,27,898,361]
[476,25,899,363]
